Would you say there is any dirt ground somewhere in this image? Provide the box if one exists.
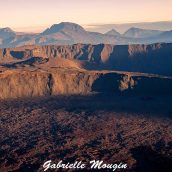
[0,94,172,172]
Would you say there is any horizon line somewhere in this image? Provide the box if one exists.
[1,20,172,34]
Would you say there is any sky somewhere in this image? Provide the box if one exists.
[0,0,172,32]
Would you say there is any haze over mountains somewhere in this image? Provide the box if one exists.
[1,22,172,48]
[88,21,172,33]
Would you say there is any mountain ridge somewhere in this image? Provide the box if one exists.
[0,22,172,48]
[1,43,172,76]
[123,27,163,38]
[105,29,121,36]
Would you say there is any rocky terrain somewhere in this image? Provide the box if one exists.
[0,95,172,171]
[0,43,172,171]
[0,43,172,100]
[1,43,172,76]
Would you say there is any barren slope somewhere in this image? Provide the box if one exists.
[0,95,172,171]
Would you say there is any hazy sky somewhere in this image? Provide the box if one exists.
[0,0,172,32]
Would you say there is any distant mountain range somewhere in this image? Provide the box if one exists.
[88,21,172,33]
[1,22,172,48]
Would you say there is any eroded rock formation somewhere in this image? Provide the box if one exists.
[1,43,172,76]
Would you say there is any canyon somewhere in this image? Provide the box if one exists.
[0,43,172,99]
[0,41,172,172]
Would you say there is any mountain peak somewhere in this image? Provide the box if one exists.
[0,27,15,33]
[0,27,16,40]
[124,27,163,38]
[41,22,86,35]
[124,27,146,33]
[105,29,121,36]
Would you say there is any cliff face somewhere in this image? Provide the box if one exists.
[0,43,172,76]
[0,71,51,99]
[0,70,98,99]
[0,69,172,100]
[0,43,172,99]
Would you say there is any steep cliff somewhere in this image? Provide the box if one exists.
[0,69,172,100]
[0,43,172,76]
